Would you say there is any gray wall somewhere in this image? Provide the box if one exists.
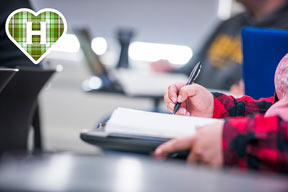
[31,0,220,50]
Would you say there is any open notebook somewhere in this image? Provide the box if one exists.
[105,108,220,139]
[81,108,220,154]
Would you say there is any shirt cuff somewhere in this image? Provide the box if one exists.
[212,93,229,118]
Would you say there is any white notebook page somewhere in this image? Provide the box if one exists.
[106,108,220,139]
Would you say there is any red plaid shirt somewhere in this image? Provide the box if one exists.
[212,92,288,173]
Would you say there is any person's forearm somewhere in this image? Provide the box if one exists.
[212,92,274,118]
[222,114,288,173]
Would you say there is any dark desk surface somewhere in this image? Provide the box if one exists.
[0,153,287,192]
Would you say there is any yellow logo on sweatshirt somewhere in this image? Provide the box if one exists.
[208,34,242,69]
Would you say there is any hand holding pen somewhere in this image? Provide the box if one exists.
[164,61,214,117]
[173,62,202,114]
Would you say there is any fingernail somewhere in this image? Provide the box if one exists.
[169,103,175,109]
[178,95,182,102]
[155,148,162,155]
[187,112,191,116]
[171,97,176,103]
[179,108,186,114]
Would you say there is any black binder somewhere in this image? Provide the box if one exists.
[80,107,207,158]
[80,124,190,159]
[80,123,169,154]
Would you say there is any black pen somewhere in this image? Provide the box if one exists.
[173,62,202,114]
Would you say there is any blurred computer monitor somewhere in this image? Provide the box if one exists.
[74,28,108,76]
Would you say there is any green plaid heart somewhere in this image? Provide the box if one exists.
[5,8,67,64]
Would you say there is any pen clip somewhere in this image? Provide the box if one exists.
[192,64,201,81]
[187,62,201,83]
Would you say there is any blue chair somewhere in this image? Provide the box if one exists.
[242,27,288,99]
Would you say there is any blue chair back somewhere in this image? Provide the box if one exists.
[242,27,288,99]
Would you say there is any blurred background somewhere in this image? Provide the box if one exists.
[28,0,244,153]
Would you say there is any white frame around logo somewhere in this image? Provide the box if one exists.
[5,8,67,64]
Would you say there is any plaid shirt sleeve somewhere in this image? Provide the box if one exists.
[212,92,274,118]
[222,114,288,173]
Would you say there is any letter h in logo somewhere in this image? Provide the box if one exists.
[26,21,47,45]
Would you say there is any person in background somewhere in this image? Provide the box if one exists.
[152,0,288,94]
[0,0,37,68]
[154,53,288,173]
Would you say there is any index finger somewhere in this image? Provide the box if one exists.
[154,136,196,157]
[168,82,186,103]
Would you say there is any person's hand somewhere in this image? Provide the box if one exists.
[154,121,224,168]
[164,82,214,117]
[150,60,174,72]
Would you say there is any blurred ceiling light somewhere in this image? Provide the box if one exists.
[52,34,80,53]
[129,41,193,65]
[91,37,108,55]
[217,0,232,20]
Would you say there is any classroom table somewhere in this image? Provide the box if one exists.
[0,152,287,192]
[84,85,163,111]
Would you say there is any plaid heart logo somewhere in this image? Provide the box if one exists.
[5,8,67,64]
